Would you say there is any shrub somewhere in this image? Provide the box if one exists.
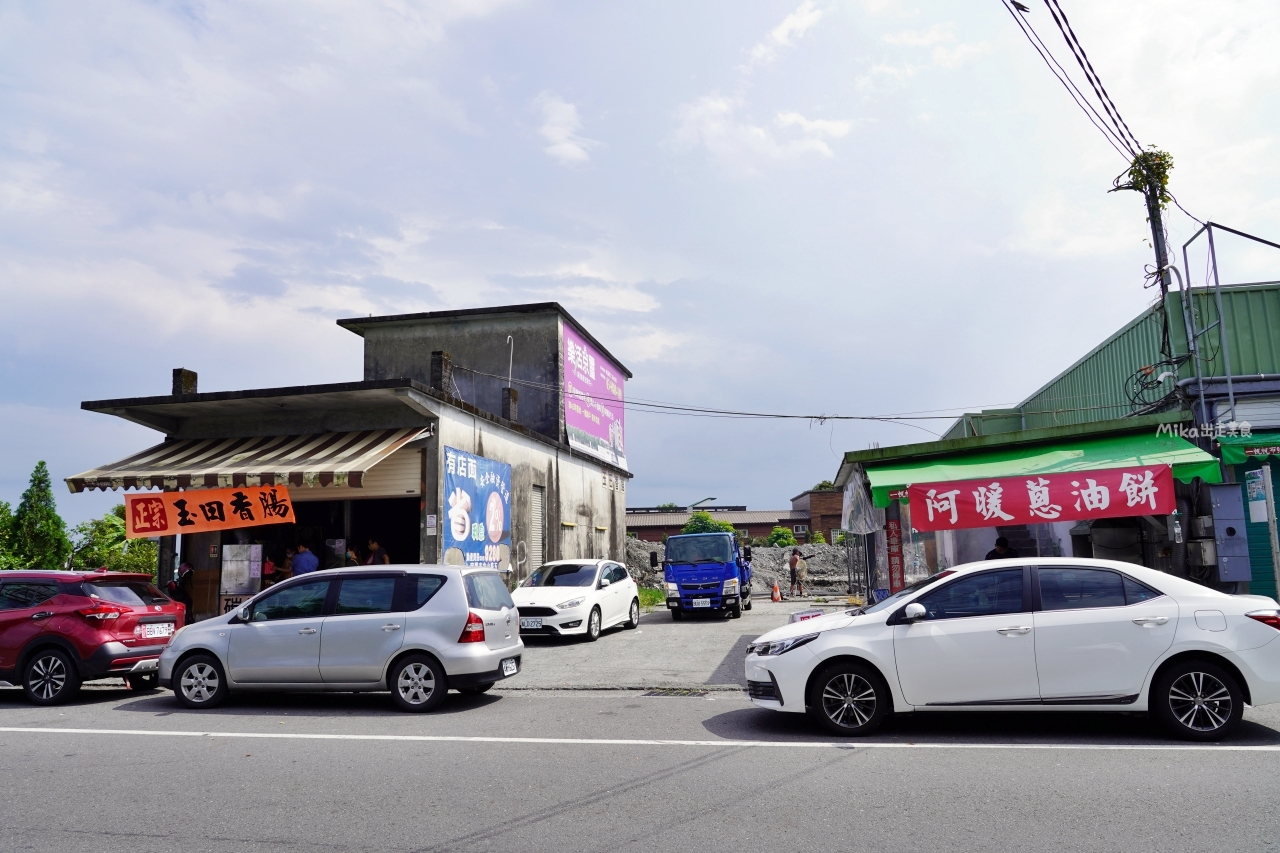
[809,531,827,545]
[767,526,798,547]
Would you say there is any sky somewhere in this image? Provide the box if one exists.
[2,0,1280,526]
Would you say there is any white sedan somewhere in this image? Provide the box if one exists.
[745,557,1280,740]
[512,560,640,641]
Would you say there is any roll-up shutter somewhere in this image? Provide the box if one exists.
[289,448,422,501]
[530,485,545,570]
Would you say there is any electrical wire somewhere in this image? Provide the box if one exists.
[999,0,1131,160]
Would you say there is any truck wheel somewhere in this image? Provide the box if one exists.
[729,601,742,619]
[743,594,753,611]
[671,609,684,622]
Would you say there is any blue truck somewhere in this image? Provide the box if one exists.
[650,532,753,619]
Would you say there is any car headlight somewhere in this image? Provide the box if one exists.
[557,597,586,610]
[665,582,679,595]
[722,578,739,596]
[747,633,819,657]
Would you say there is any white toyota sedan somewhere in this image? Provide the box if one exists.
[512,559,640,641]
[745,557,1280,740]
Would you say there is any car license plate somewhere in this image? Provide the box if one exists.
[692,598,711,609]
[520,618,542,630]
[501,658,518,677]
[141,623,174,639]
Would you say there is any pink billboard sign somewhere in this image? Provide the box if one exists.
[563,324,627,470]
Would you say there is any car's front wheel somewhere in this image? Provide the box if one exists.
[174,654,229,709]
[807,661,890,737]
[23,649,80,706]
[1152,659,1243,741]
[625,599,640,629]
[583,607,602,642]
[390,654,448,712]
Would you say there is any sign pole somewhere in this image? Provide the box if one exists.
[1261,465,1280,597]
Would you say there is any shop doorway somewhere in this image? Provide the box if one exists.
[349,498,420,565]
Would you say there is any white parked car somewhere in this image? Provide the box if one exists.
[512,560,639,641]
[745,557,1280,740]
[158,566,523,712]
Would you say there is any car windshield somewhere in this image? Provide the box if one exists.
[83,579,170,606]
[523,564,598,587]
[859,570,956,615]
[665,535,733,564]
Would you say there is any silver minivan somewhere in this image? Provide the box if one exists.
[158,565,523,712]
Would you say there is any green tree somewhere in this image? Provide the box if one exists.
[681,510,737,535]
[71,504,157,575]
[767,526,798,547]
[657,502,678,509]
[813,480,834,490]
[809,530,827,545]
[0,501,16,570]
[9,461,71,569]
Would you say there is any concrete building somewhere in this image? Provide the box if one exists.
[70,303,631,621]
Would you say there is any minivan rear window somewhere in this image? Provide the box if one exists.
[464,572,515,611]
[84,580,170,606]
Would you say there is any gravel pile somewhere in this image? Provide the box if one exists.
[625,539,857,595]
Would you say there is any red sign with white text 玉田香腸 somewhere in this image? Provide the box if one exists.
[905,465,1176,532]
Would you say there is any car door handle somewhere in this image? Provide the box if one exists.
[30,611,53,621]
[996,626,1032,635]
[298,627,317,634]
[1132,616,1169,626]
[382,624,402,632]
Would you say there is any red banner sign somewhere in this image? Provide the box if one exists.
[906,465,1176,532]
[885,518,905,592]
[125,486,295,539]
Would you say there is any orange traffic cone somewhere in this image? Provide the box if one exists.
[771,580,782,602]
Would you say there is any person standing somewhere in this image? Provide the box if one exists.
[292,543,320,575]
[788,548,808,599]
[985,537,1020,560]
[366,538,390,565]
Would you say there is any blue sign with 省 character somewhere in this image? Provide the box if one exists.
[443,446,512,571]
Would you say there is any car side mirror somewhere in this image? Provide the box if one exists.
[237,606,251,623]
[743,546,752,560]
[903,602,926,622]
[600,577,611,588]
[649,551,659,568]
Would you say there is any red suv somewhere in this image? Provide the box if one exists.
[0,570,186,705]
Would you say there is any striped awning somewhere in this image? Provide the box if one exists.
[66,428,428,493]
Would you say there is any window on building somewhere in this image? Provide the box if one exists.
[793,525,808,534]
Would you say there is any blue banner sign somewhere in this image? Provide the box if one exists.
[443,446,512,570]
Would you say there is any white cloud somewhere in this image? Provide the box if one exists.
[745,0,825,69]
[673,96,851,169]
[883,23,954,47]
[931,42,988,68]
[533,91,599,164]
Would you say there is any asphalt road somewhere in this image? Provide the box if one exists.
[3,682,1280,852]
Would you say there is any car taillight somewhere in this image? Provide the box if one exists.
[78,602,128,620]
[458,611,486,643]
[1247,610,1280,630]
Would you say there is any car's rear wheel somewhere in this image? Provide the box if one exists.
[23,649,80,706]
[1152,659,1243,741]
[625,599,640,629]
[583,607,602,642]
[807,661,890,737]
[458,682,495,695]
[390,654,447,712]
[174,654,228,709]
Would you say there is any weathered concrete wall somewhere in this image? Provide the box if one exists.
[360,312,563,443]
[435,407,626,579]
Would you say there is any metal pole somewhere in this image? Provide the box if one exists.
[1182,228,1210,425]
[1262,466,1280,599]
[1206,225,1238,423]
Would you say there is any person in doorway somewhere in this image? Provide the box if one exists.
[985,536,1020,560]
[281,547,296,580]
[167,563,195,613]
[366,538,390,565]
[260,555,277,588]
[292,543,320,575]
[345,545,361,567]
[788,548,808,598]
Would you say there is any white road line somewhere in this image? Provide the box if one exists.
[0,726,1276,751]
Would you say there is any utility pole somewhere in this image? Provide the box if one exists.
[1113,148,1176,357]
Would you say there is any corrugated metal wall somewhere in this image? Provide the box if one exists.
[1018,305,1167,429]
[1184,284,1280,377]
[1238,461,1279,600]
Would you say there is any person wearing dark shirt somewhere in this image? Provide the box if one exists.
[985,536,1019,560]
[292,543,320,575]
[366,538,390,565]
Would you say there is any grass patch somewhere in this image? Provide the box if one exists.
[638,588,666,611]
